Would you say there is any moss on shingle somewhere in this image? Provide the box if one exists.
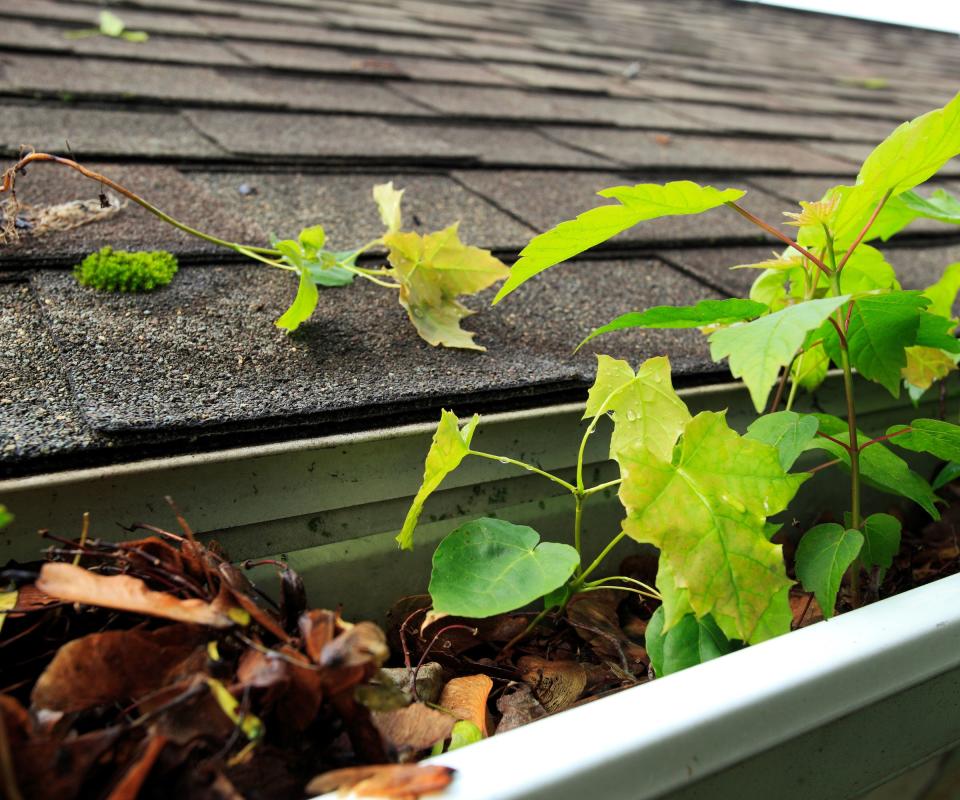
[73,246,178,293]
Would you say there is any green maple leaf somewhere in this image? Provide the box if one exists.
[805,414,939,518]
[493,181,744,303]
[583,355,690,463]
[619,411,805,643]
[887,418,960,463]
[397,410,479,550]
[821,292,927,397]
[923,262,960,320]
[795,523,863,619]
[578,298,767,349]
[709,295,849,413]
[745,411,819,471]
[385,224,509,351]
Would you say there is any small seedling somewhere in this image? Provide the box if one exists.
[64,10,149,42]
[0,159,508,349]
[73,246,177,292]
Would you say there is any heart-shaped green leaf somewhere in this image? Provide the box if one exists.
[429,518,579,618]
[645,607,734,677]
[795,523,863,618]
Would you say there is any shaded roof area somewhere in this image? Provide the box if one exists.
[1,0,959,477]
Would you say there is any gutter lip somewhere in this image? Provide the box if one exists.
[0,377,749,493]
[417,572,960,800]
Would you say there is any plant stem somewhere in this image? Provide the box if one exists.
[573,493,584,571]
[826,233,863,605]
[2,153,288,268]
[583,575,660,598]
[725,201,832,275]
[467,450,576,493]
[574,531,627,588]
[835,189,893,274]
[583,477,622,496]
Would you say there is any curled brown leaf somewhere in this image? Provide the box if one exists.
[31,626,205,712]
[36,563,238,628]
[371,702,455,755]
[517,656,586,714]
[439,674,493,736]
[306,764,455,798]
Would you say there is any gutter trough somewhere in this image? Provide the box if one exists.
[2,375,958,799]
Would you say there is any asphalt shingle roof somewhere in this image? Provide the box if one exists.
[1,0,959,476]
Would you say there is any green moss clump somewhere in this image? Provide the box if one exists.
[73,246,178,292]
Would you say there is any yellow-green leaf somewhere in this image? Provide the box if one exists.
[709,295,849,413]
[859,91,960,197]
[397,410,480,550]
[373,182,404,234]
[902,345,957,390]
[494,181,745,303]
[923,262,960,320]
[583,355,690,463]
[274,267,319,333]
[385,224,509,351]
[619,411,805,643]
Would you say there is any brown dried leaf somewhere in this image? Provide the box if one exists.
[105,734,167,800]
[275,645,324,731]
[378,662,444,705]
[306,764,455,798]
[299,608,338,663]
[9,726,121,800]
[495,683,546,734]
[217,565,289,642]
[439,674,493,736]
[566,590,647,674]
[518,656,587,713]
[371,702,455,755]
[31,625,204,712]
[321,621,389,671]
[236,648,289,690]
[36,563,237,627]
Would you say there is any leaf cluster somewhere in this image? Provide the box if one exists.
[273,182,508,349]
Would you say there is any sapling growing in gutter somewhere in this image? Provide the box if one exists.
[399,355,806,666]
[0,155,508,350]
[401,92,960,674]
[521,93,960,622]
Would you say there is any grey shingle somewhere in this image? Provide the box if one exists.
[183,110,473,163]
[0,281,96,468]
[31,257,718,435]
[2,163,266,265]
[0,54,268,106]
[544,127,857,173]
[0,104,227,159]
[452,170,788,246]
[182,171,535,252]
